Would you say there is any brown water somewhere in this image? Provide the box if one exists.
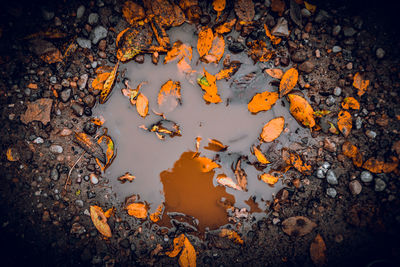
[93,24,313,230]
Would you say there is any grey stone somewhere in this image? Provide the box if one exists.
[332,46,342,53]
[343,27,357,37]
[326,170,338,185]
[75,200,84,208]
[77,37,92,49]
[71,103,84,117]
[76,5,86,20]
[90,173,99,185]
[41,7,55,21]
[50,76,57,84]
[91,61,98,69]
[326,95,336,106]
[271,18,289,37]
[91,26,108,45]
[228,41,245,54]
[301,8,311,18]
[322,162,331,170]
[50,145,63,154]
[349,180,362,195]
[316,168,326,179]
[333,87,342,96]
[88,13,99,25]
[326,188,337,198]
[83,94,96,108]
[374,178,386,192]
[33,137,44,144]
[355,116,362,129]
[360,171,373,183]
[315,10,330,23]
[83,121,97,135]
[376,48,385,59]
[50,168,59,181]
[60,88,72,103]
[332,25,341,36]
[78,74,89,90]
[365,130,377,139]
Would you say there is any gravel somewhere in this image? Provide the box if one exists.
[332,46,342,53]
[376,48,385,59]
[50,168,59,181]
[91,26,108,45]
[365,130,377,139]
[326,170,338,185]
[374,178,386,192]
[76,5,86,20]
[333,87,342,96]
[326,188,337,198]
[349,180,362,195]
[326,95,336,106]
[360,171,373,183]
[33,137,44,144]
[88,13,99,25]
[77,38,92,49]
[49,145,63,154]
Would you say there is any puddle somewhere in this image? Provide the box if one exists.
[93,24,313,230]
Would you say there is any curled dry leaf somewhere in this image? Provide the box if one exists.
[353,72,370,97]
[100,62,119,104]
[264,24,281,45]
[195,156,221,172]
[279,68,298,97]
[197,27,214,58]
[149,204,164,222]
[204,139,228,151]
[90,205,112,238]
[122,1,145,24]
[342,142,363,167]
[234,158,247,191]
[126,203,148,219]
[220,229,244,245]
[136,93,149,118]
[214,18,237,35]
[337,110,352,137]
[265,68,283,79]
[290,152,312,175]
[260,173,279,186]
[253,146,270,164]
[158,80,181,112]
[310,234,327,267]
[341,97,360,110]
[73,132,106,163]
[118,172,136,183]
[248,91,278,114]
[260,117,285,142]
[234,0,255,22]
[96,135,115,172]
[282,216,317,237]
[287,94,315,128]
[164,41,193,64]
[216,174,243,191]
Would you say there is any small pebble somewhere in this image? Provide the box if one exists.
[316,168,326,179]
[90,173,99,185]
[322,162,331,170]
[326,188,337,198]
[333,87,342,96]
[332,46,342,53]
[355,117,362,129]
[374,178,386,192]
[88,13,99,25]
[360,171,373,183]
[50,145,63,154]
[84,175,90,182]
[50,168,59,181]
[59,128,72,136]
[326,95,336,106]
[349,180,362,195]
[75,200,84,208]
[376,48,385,59]
[33,137,44,144]
[326,170,338,185]
[76,5,85,20]
[365,130,377,139]
[332,25,341,36]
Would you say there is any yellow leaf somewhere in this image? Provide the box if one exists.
[166,234,185,257]
[304,1,317,13]
[204,139,228,151]
[149,204,164,222]
[337,110,352,137]
[126,203,148,219]
[253,146,270,164]
[195,156,221,172]
[220,229,244,245]
[341,97,360,110]
[212,0,226,12]
[216,174,243,191]
[122,1,145,24]
[279,68,298,97]
[100,61,119,104]
[6,147,19,162]
[247,91,279,114]
[260,117,285,142]
[290,152,312,175]
[164,41,192,64]
[353,72,370,97]
[90,206,112,238]
[215,62,241,80]
[214,18,237,34]
[260,173,279,186]
[264,68,283,79]
[287,94,315,128]
[197,27,213,58]
[178,236,197,267]
[136,93,149,118]
[198,69,222,104]
[264,24,281,45]
[95,135,115,172]
[104,207,116,218]
[92,72,110,91]
[118,172,136,183]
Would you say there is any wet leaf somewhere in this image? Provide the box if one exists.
[178,236,197,267]
[260,173,279,186]
[215,61,241,80]
[271,0,286,16]
[158,80,181,112]
[136,93,149,118]
[264,24,281,45]
[166,234,186,257]
[149,204,164,222]
[6,147,19,162]
[310,234,327,267]
[164,41,193,64]
[177,58,194,74]
[234,0,255,22]
[341,97,360,110]
[214,18,237,35]
[195,156,221,172]
[282,216,317,237]
[290,152,312,175]
[90,205,112,238]
[122,1,145,24]
[362,158,384,173]
[118,172,136,183]
[260,117,285,142]
[253,146,270,164]
[342,142,363,167]
[248,91,279,114]
[73,132,106,163]
[121,81,146,106]
[304,1,317,13]
[279,68,298,97]
[353,72,370,97]
[264,68,283,79]
[204,139,228,151]
[172,4,186,27]
[337,110,352,137]
[20,98,53,125]
[205,34,225,63]
[104,207,116,218]
[328,122,339,135]
[30,39,63,64]
[126,203,148,219]
[148,120,182,139]
[287,94,315,128]
[92,72,110,91]
[220,229,244,245]
[216,174,243,191]
[313,110,331,117]
[197,27,214,58]
[234,158,247,191]
[213,0,226,18]
[100,62,119,104]
[63,41,78,60]
[247,40,275,63]
[383,156,399,173]
[96,135,115,172]
[198,69,222,104]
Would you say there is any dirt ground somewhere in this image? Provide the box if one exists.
[1,0,400,266]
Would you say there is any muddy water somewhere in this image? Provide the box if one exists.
[94,24,313,230]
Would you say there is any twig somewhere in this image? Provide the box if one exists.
[64,150,86,190]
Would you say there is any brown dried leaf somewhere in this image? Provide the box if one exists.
[264,68,283,79]
[6,147,19,162]
[197,27,214,58]
[216,174,243,191]
[234,0,255,22]
[122,1,146,24]
[248,91,279,114]
[90,205,112,238]
[310,234,327,267]
[260,117,285,142]
[92,72,110,91]
[118,172,136,183]
[198,69,222,104]
[282,216,317,237]
[96,135,115,172]
[204,139,228,152]
[73,132,106,163]
[215,61,241,80]
[287,94,315,128]
[20,98,53,125]
[178,236,197,267]
[30,39,63,64]
[235,158,247,191]
[353,72,370,97]
[341,97,360,110]
[279,68,298,97]
[383,156,399,173]
[342,142,363,167]
[214,18,237,35]
[264,24,281,45]
[136,93,149,118]
[338,110,352,137]
[220,229,244,245]
[290,152,312,175]
[126,203,148,219]
[271,0,286,16]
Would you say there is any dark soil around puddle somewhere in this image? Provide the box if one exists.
[1,0,400,266]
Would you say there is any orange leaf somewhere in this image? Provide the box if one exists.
[158,80,181,112]
[195,156,221,172]
[164,41,192,64]
[122,1,145,24]
[260,117,285,142]
[215,61,241,80]
[253,146,270,164]
[264,24,281,45]
[90,206,112,237]
[126,203,148,219]
[198,69,222,104]
[279,68,298,97]
[206,34,225,63]
[178,236,197,267]
[212,0,226,12]
[337,110,352,137]
[216,174,243,191]
[104,207,116,218]
[304,1,317,13]
[204,139,228,151]
[197,27,213,58]
[214,18,237,34]
[264,68,284,79]
[260,173,279,186]
[353,72,370,97]
[92,72,110,91]
[342,142,363,167]
[136,93,149,118]
[383,156,399,173]
[166,234,186,257]
[177,58,194,74]
[100,61,119,104]
[96,135,115,172]
[310,234,327,267]
[248,91,278,114]
[362,158,384,174]
[6,147,19,162]
[290,152,312,175]
[220,229,244,245]
[118,172,136,183]
[341,97,360,110]
[149,204,164,222]
[287,94,315,128]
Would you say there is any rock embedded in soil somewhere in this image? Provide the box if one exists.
[332,25,341,36]
[333,87,342,96]
[60,89,72,103]
[83,95,96,108]
[374,178,386,192]
[349,180,362,195]
[343,26,357,37]
[77,37,92,49]
[376,48,385,59]
[291,50,307,63]
[76,5,85,19]
[325,95,336,106]
[271,18,289,37]
[71,103,84,117]
[360,171,373,183]
[88,13,99,25]
[78,74,89,90]
[298,61,315,73]
[83,121,97,135]
[50,168,59,181]
[326,170,338,185]
[228,41,245,54]
[326,188,337,198]
[332,46,342,53]
[50,144,63,154]
[91,26,108,44]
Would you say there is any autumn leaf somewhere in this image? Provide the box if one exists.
[362,157,390,174]
[158,80,181,112]
[166,234,197,267]
[248,91,278,114]
[264,24,281,45]
[96,135,115,172]
[148,120,182,140]
[166,234,186,257]
[6,147,19,162]
[177,58,194,74]
[313,110,331,117]
[215,61,241,80]
[290,152,312,175]
[271,0,286,16]
[264,68,283,79]
[216,174,243,191]
[198,69,222,104]
[204,139,228,151]
[220,229,244,245]
[118,172,136,183]
[121,81,146,105]
[195,156,221,172]
[234,158,247,191]
[310,234,327,267]
[122,1,145,24]
[253,146,270,164]
[149,204,164,222]
[204,34,225,63]
[90,206,112,238]
[279,68,298,97]
[234,0,255,22]
[337,110,352,137]
[212,0,226,18]
[353,72,370,97]
[260,173,279,186]
[126,203,148,219]
[197,27,214,58]
[164,41,193,64]
[342,142,363,167]
[100,61,119,104]
[214,18,237,34]
[136,93,149,118]
[287,94,315,128]
[341,97,360,110]
[383,156,399,173]
[260,117,285,142]
[73,132,106,163]
[304,1,317,13]
[282,216,317,237]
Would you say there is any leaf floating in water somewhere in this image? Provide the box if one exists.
[353,72,370,97]
[145,120,182,140]
[287,94,315,128]
[282,216,317,237]
[260,173,279,186]
[158,80,182,112]
[215,61,241,80]
[279,68,298,97]
[204,34,225,64]
[248,91,278,114]
[253,146,270,164]
[118,172,136,183]
[260,117,285,142]
[196,157,221,172]
[90,205,112,238]
[100,61,119,104]
[264,68,283,79]
[234,158,247,191]
[197,27,214,58]
[164,40,192,64]
[219,229,244,245]
[216,174,243,191]
[204,139,228,152]
[149,204,164,222]
[136,93,149,118]
[96,135,116,172]
[290,152,312,175]
[341,97,360,110]
[214,18,237,35]
[198,69,222,104]
[337,110,352,137]
[126,203,148,219]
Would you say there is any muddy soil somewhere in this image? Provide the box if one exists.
[1,0,400,266]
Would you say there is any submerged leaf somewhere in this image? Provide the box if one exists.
[216,174,243,191]
[195,156,221,172]
[204,139,228,151]
[310,234,327,267]
[342,97,360,110]
[220,229,244,245]
[287,94,315,128]
[136,93,149,118]
[158,80,181,112]
[234,158,247,191]
[90,205,112,238]
[279,68,298,97]
[126,203,148,219]
[260,117,285,142]
[248,91,278,114]
[118,172,136,183]
[205,34,225,63]
[215,61,241,80]
[337,110,352,137]
[164,41,193,64]
[149,204,164,222]
[198,69,222,103]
